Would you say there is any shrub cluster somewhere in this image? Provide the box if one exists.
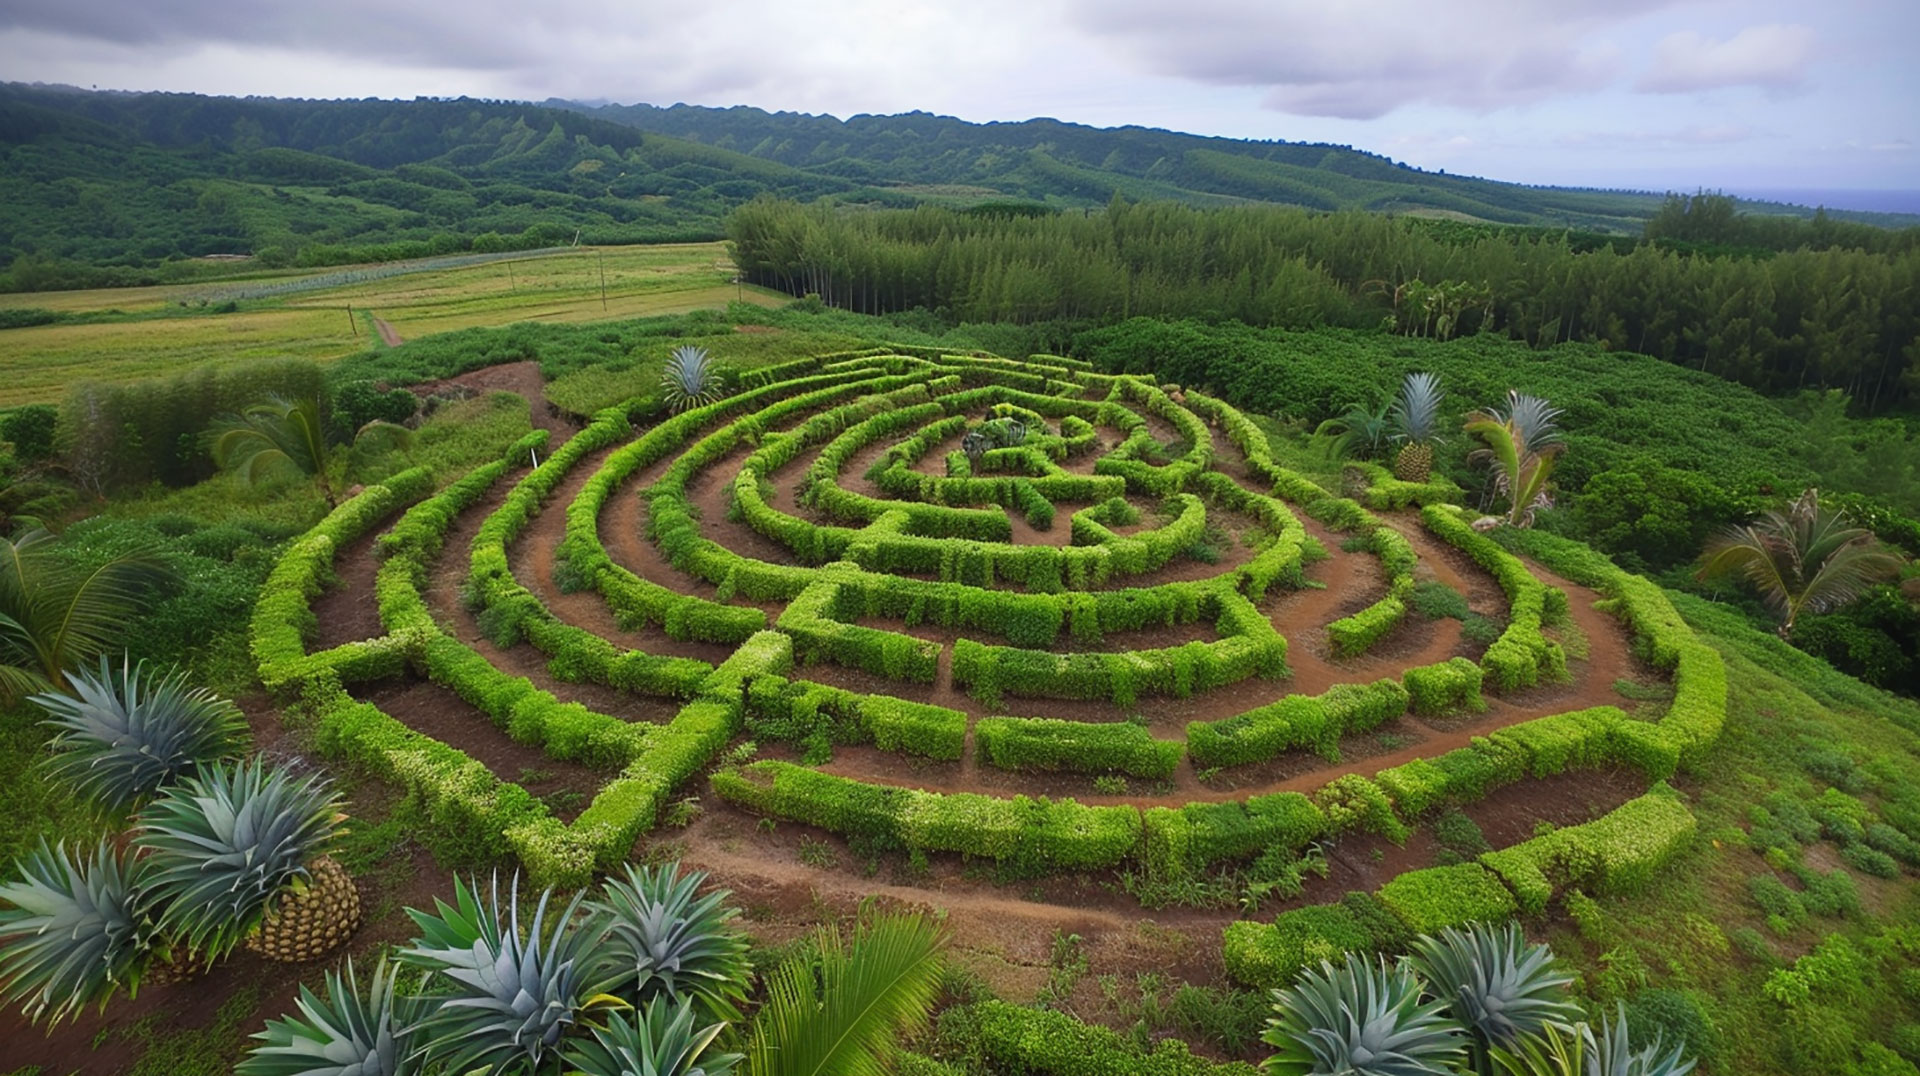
[1186,678,1409,768]
[1142,791,1326,879]
[777,578,941,683]
[1422,504,1568,691]
[745,674,966,761]
[1403,656,1487,716]
[711,760,1142,875]
[953,591,1287,707]
[1374,862,1520,935]
[976,716,1184,780]
[955,999,1259,1076]
[1478,786,1698,911]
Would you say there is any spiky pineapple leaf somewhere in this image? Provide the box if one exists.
[34,655,248,810]
[0,840,152,1026]
[1390,372,1446,447]
[399,875,613,1075]
[588,863,751,1022]
[661,346,723,414]
[1261,952,1466,1076]
[567,999,741,1076]
[1409,922,1581,1052]
[134,758,341,958]
[239,956,416,1076]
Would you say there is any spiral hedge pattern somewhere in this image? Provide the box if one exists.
[251,347,1726,986]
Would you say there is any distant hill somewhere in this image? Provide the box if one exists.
[2,83,1914,287]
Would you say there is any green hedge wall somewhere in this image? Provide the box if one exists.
[976,717,1183,780]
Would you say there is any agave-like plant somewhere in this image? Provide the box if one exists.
[1489,1009,1696,1076]
[0,840,153,1026]
[744,909,946,1076]
[1390,373,1447,482]
[134,757,344,958]
[1314,400,1394,462]
[238,956,416,1076]
[1698,488,1904,637]
[1465,390,1566,527]
[568,999,742,1076]
[34,655,248,811]
[399,875,618,1074]
[588,863,752,1022]
[1410,922,1582,1073]
[662,345,724,414]
[1261,952,1466,1076]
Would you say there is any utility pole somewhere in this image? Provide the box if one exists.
[346,303,357,337]
[598,250,608,312]
[507,260,516,291]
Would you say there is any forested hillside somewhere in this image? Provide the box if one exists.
[725,198,1920,411]
[8,84,1916,292]
[0,84,857,285]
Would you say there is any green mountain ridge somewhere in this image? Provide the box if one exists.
[2,83,1915,287]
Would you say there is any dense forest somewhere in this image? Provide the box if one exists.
[8,84,1917,291]
[725,198,1920,411]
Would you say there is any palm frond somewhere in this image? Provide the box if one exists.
[0,528,171,701]
[745,910,946,1076]
[1698,488,1903,633]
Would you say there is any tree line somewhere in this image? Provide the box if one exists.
[726,197,1920,410]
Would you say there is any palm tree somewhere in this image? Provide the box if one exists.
[744,910,946,1076]
[211,394,410,506]
[1698,488,1904,637]
[1464,391,1565,527]
[1314,400,1394,462]
[0,529,172,705]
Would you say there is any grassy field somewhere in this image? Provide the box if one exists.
[0,243,786,406]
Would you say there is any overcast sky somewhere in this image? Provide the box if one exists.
[3,0,1915,196]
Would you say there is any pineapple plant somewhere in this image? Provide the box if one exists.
[34,654,248,811]
[587,863,751,1022]
[1410,922,1582,1070]
[1390,371,1446,483]
[566,999,740,1076]
[1262,951,1466,1076]
[135,758,359,962]
[239,956,415,1076]
[661,345,723,414]
[399,874,616,1074]
[0,840,153,1026]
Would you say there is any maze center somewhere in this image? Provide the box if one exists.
[255,346,1725,991]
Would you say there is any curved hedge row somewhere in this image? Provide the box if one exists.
[1421,503,1569,691]
[1222,785,1697,988]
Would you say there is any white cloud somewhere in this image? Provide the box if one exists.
[1071,0,1673,119]
[1636,23,1815,94]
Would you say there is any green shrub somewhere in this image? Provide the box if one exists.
[976,717,1183,780]
[1314,774,1408,843]
[1222,903,1376,989]
[1624,988,1721,1068]
[960,999,1259,1076]
[1374,862,1518,935]
[1403,657,1485,716]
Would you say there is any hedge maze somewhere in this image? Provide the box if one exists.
[252,347,1727,985]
